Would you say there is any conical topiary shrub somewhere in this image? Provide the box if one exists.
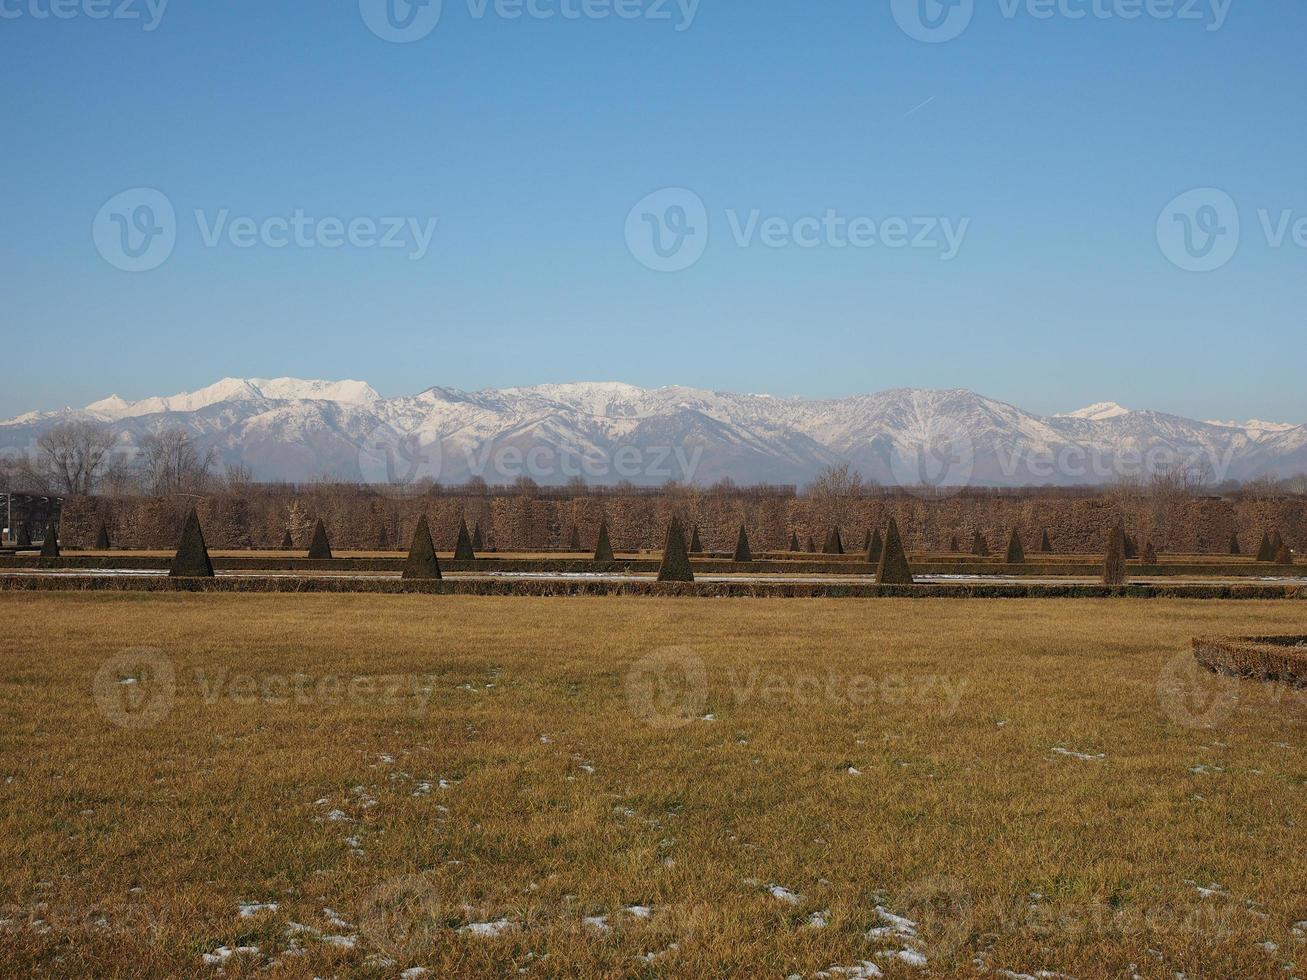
[1040,529,1052,553]
[789,531,800,552]
[822,527,844,555]
[281,529,294,550]
[40,520,60,558]
[308,519,333,560]
[862,529,872,550]
[402,513,442,580]
[689,524,703,554]
[1103,522,1128,586]
[16,524,32,549]
[1271,530,1284,555]
[971,530,989,557]
[805,535,816,553]
[593,520,614,562]
[876,518,913,585]
[375,522,391,551]
[949,535,959,553]
[1142,539,1158,565]
[95,521,112,550]
[1123,533,1138,560]
[1228,532,1241,556]
[1006,528,1025,564]
[454,518,476,561]
[568,525,582,552]
[169,508,214,578]
[656,515,694,583]
[733,524,752,563]
[1255,532,1274,562]
[472,522,485,552]
[866,527,883,563]
[1275,544,1294,565]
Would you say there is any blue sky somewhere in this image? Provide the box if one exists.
[2,0,1303,422]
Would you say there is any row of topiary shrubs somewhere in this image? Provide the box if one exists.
[31,510,1296,588]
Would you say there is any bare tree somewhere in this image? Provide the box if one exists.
[29,421,117,495]
[223,460,254,491]
[139,428,215,495]
[1281,473,1307,496]
[806,462,865,532]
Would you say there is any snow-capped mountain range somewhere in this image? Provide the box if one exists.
[3,378,1305,487]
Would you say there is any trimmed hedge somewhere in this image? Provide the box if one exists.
[2,555,1303,577]
[1192,635,1307,687]
[3,575,1305,600]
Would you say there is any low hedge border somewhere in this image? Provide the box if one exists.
[0,556,1300,578]
[2,575,1305,600]
[1192,635,1307,687]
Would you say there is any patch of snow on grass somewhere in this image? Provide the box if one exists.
[1052,746,1105,762]
[817,961,884,978]
[876,947,928,968]
[237,901,278,917]
[768,885,802,905]
[869,907,918,939]
[459,918,514,937]
[201,945,260,965]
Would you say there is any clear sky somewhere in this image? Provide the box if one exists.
[2,0,1303,422]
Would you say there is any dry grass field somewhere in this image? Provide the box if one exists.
[1,594,1305,978]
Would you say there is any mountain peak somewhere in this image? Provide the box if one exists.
[82,377,379,420]
[1059,402,1131,421]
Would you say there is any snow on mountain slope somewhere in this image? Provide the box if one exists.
[1058,402,1131,421]
[84,377,379,421]
[1,379,1302,486]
